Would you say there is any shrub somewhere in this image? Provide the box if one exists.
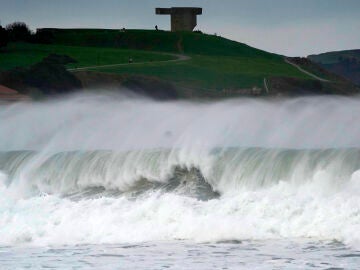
[6,22,32,42]
[0,54,81,95]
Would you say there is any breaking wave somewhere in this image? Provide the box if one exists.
[0,93,360,247]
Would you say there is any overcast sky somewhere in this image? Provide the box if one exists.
[1,0,359,56]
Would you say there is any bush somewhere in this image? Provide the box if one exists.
[24,59,82,94]
[0,26,8,47]
[6,22,32,42]
[42,53,77,65]
[0,54,82,95]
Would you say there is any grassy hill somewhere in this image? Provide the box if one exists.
[40,28,278,57]
[1,28,358,98]
[34,29,312,92]
[0,42,175,71]
[92,55,305,91]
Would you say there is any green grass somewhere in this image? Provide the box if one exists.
[39,29,282,58]
[93,55,310,90]
[0,42,175,71]
[32,28,309,90]
[0,29,313,92]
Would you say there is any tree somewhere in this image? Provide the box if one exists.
[0,26,8,47]
[6,21,31,42]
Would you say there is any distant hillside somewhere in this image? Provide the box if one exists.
[308,50,360,64]
[308,50,360,85]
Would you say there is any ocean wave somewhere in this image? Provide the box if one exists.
[1,147,360,199]
[1,94,360,247]
[0,173,359,247]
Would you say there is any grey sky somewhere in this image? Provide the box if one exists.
[1,0,359,56]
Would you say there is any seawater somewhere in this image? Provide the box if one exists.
[0,93,360,269]
[1,240,359,270]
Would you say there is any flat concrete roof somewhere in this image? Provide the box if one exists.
[156,7,202,15]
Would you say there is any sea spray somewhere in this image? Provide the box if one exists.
[0,93,359,247]
[1,93,360,151]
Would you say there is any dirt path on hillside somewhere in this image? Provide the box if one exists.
[284,58,330,82]
[68,53,191,72]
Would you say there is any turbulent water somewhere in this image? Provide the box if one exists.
[1,93,360,269]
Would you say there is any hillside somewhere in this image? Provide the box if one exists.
[1,28,359,99]
[308,50,360,64]
[37,28,315,94]
[308,50,360,85]
[0,42,175,71]
[39,28,279,58]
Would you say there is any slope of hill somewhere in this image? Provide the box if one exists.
[39,28,279,58]
[308,50,360,64]
[308,50,360,85]
[1,29,359,98]
[0,42,175,71]
[38,28,318,94]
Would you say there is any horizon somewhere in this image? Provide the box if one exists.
[1,0,359,57]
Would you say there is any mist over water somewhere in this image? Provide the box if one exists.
[2,92,360,151]
[0,93,360,253]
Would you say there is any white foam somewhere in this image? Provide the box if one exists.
[0,170,7,187]
[0,177,359,248]
[1,93,360,248]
